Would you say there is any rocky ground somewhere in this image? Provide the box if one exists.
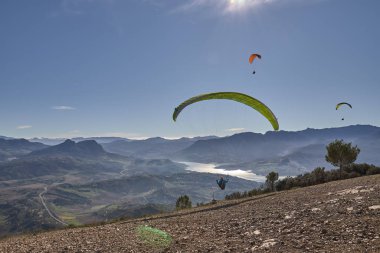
[0,174,379,252]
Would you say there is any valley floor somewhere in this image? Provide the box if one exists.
[0,175,379,252]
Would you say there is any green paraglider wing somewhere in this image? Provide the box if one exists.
[336,102,352,110]
[173,92,279,131]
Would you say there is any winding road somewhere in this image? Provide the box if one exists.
[39,186,68,226]
[38,165,129,227]
[119,165,128,176]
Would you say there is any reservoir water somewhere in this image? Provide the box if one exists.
[178,161,267,182]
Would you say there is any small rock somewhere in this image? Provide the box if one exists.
[253,230,261,235]
[368,205,380,210]
[251,239,279,252]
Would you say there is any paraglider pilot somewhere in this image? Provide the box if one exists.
[216,176,229,190]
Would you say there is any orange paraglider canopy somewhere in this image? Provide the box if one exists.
[249,54,261,64]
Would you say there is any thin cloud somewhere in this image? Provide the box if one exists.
[60,0,101,15]
[100,132,150,140]
[17,125,32,129]
[49,0,113,17]
[52,106,76,110]
[225,127,245,132]
[32,130,81,139]
[61,0,85,15]
[175,0,275,13]
[31,131,146,139]
[174,0,320,14]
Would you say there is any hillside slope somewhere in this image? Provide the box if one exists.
[1,175,379,252]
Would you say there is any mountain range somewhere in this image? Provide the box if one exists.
[175,125,380,162]
[98,125,380,176]
[2,125,379,177]
[28,137,128,146]
[0,139,187,182]
[102,136,216,159]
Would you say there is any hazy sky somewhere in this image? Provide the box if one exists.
[1,0,379,139]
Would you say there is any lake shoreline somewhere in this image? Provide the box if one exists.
[175,161,267,183]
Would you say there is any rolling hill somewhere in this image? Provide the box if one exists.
[0,138,47,162]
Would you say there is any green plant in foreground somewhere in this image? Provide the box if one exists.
[137,225,172,248]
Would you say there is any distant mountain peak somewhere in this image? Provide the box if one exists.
[29,139,106,158]
[62,139,75,145]
[76,140,106,154]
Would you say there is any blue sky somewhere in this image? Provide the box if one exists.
[1,0,379,139]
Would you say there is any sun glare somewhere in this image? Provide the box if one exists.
[229,0,247,7]
[227,0,256,13]
[229,0,246,5]
[225,0,273,13]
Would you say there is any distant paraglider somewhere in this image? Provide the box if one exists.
[336,102,352,121]
[336,102,352,110]
[249,53,261,64]
[249,53,261,74]
[172,92,279,131]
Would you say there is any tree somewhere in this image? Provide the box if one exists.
[175,195,192,210]
[310,167,326,184]
[325,139,360,177]
[266,171,279,191]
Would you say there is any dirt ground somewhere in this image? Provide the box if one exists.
[0,174,379,253]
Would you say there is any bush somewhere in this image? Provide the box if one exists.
[175,195,192,210]
[346,163,380,176]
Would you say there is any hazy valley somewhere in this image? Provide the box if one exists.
[0,125,379,237]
